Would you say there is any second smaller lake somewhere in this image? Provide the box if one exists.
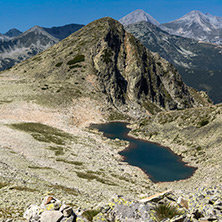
[92,122,196,183]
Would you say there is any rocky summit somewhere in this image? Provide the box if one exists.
[3,17,209,117]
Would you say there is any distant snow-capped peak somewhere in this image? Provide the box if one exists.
[161,10,222,44]
[119,9,160,26]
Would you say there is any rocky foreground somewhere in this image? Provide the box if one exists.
[17,184,222,221]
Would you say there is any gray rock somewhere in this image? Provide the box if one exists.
[40,210,63,222]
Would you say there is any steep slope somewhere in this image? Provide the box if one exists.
[3,17,209,118]
[119,9,160,26]
[4,28,22,37]
[126,21,222,103]
[162,10,222,45]
[0,24,83,71]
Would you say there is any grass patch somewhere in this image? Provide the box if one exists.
[76,171,117,186]
[67,55,85,65]
[82,209,100,221]
[28,166,51,170]
[48,146,65,156]
[10,122,73,145]
[108,111,130,121]
[154,202,182,222]
[56,158,83,166]
[55,62,63,67]
[9,186,38,192]
[70,64,82,69]
[0,207,24,219]
[0,100,12,105]
[111,174,131,183]
[0,182,8,189]
[49,184,79,196]
[198,119,209,127]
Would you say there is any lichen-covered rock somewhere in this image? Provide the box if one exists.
[24,196,76,222]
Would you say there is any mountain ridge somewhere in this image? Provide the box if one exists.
[0,23,84,71]
[2,17,209,117]
[162,10,222,44]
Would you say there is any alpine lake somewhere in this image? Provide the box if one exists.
[91,122,196,183]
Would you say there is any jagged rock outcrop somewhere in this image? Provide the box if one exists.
[125,21,222,103]
[5,17,209,117]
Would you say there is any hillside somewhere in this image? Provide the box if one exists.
[0,17,212,221]
[3,17,209,117]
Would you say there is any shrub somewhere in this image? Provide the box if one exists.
[82,210,100,221]
[198,119,209,127]
[154,202,182,222]
[55,62,63,67]
[67,55,85,65]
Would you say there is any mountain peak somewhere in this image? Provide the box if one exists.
[4,28,22,38]
[5,17,206,114]
[119,9,160,26]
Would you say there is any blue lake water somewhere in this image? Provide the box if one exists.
[92,122,196,183]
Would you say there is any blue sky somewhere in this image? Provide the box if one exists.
[1,0,222,33]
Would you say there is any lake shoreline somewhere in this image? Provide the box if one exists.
[91,121,196,183]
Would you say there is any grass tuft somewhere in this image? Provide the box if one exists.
[67,55,85,65]
[82,209,100,221]
[154,202,182,222]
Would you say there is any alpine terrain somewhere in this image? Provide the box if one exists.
[1,15,222,222]
[0,17,214,221]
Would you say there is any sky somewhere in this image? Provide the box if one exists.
[1,0,222,33]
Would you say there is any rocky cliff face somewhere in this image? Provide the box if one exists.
[125,21,222,104]
[5,17,209,117]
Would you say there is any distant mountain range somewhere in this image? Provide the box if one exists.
[162,10,222,45]
[119,9,222,45]
[0,24,84,71]
[119,9,222,103]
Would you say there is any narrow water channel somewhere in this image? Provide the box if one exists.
[92,122,196,183]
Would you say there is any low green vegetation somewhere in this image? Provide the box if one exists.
[9,186,38,192]
[0,182,8,189]
[56,158,83,166]
[69,64,82,69]
[10,122,73,145]
[55,62,63,67]
[48,184,79,196]
[76,171,117,186]
[67,55,85,65]
[108,111,130,121]
[48,146,65,156]
[82,209,100,221]
[154,202,182,222]
[28,166,51,170]
[198,119,209,127]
